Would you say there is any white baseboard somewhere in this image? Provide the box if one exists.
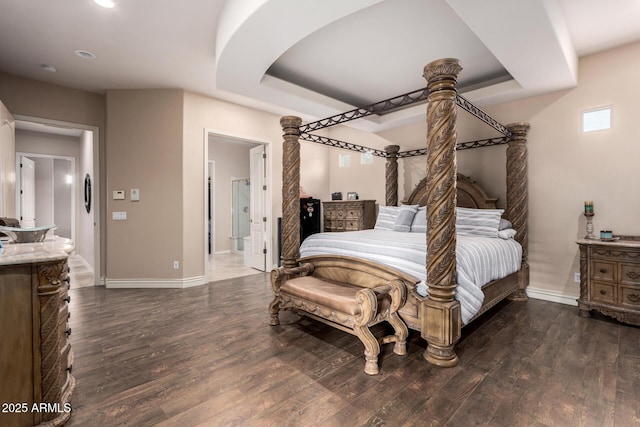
[527,287,578,306]
[105,276,207,289]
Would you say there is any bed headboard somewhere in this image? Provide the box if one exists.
[403,173,498,209]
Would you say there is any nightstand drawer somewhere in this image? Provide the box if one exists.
[621,263,640,285]
[591,261,615,282]
[619,285,640,307]
[591,281,616,303]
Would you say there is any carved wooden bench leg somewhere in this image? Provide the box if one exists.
[387,312,408,356]
[354,324,381,375]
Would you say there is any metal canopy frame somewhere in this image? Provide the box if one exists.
[297,86,512,158]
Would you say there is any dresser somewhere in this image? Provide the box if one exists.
[322,200,376,232]
[0,237,75,427]
[577,236,640,326]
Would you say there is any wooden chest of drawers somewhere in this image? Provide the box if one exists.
[322,200,376,232]
[577,237,640,326]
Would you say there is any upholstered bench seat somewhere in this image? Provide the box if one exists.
[281,276,391,317]
[269,258,410,375]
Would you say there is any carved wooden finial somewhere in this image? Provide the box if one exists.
[423,58,463,86]
[280,116,302,134]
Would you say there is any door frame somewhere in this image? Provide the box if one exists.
[14,114,101,286]
[203,128,272,280]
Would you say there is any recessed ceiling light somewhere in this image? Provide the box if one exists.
[75,50,96,59]
[41,64,57,73]
[94,0,115,8]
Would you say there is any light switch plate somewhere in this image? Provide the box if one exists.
[112,212,127,220]
[131,188,140,201]
[113,190,125,200]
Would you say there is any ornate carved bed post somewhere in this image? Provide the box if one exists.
[422,58,463,367]
[280,116,302,268]
[505,122,530,300]
[385,145,400,206]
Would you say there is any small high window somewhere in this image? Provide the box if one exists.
[582,107,611,133]
[339,153,350,167]
[361,151,373,165]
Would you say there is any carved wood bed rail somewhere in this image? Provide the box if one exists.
[276,58,530,367]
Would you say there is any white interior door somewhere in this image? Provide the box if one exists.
[20,156,36,227]
[249,145,266,271]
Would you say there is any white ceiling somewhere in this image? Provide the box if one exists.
[1,0,639,132]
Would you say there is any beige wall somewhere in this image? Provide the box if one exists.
[106,89,184,279]
[0,100,15,217]
[474,40,640,301]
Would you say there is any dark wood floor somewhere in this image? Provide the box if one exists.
[65,274,640,427]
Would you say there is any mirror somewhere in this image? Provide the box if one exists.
[84,174,92,213]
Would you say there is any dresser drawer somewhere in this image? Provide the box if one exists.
[619,285,640,307]
[345,208,362,219]
[591,281,616,303]
[325,209,336,219]
[591,260,615,282]
[621,263,640,285]
[345,220,360,231]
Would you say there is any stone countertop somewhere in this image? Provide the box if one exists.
[0,236,74,266]
[576,236,640,248]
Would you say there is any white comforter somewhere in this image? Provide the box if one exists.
[299,230,522,324]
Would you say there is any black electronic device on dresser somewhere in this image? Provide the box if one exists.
[300,198,321,242]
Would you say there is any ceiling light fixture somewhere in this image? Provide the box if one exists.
[94,0,115,8]
[41,64,57,73]
[75,50,96,59]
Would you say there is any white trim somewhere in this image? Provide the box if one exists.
[527,287,578,306]
[105,276,207,289]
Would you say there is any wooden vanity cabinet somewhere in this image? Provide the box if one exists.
[0,256,74,427]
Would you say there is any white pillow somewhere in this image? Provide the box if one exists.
[393,204,419,232]
[456,207,504,238]
[374,206,400,230]
[498,228,517,239]
[499,218,512,231]
[410,206,427,233]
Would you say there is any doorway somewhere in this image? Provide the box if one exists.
[13,115,100,287]
[204,130,272,282]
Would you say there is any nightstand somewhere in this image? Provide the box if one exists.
[577,236,640,326]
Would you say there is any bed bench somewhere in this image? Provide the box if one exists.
[269,257,411,375]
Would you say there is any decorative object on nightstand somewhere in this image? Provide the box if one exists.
[583,201,595,239]
[322,200,376,232]
[576,236,640,326]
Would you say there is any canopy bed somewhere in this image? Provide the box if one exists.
[270,58,530,368]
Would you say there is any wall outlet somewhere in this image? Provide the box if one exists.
[574,272,581,283]
[173,261,179,269]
